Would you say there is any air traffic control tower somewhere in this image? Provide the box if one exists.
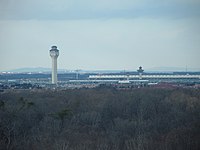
[50,46,59,84]
[137,66,144,79]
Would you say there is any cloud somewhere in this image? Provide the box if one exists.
[0,0,200,20]
[0,0,200,70]
[0,18,200,70]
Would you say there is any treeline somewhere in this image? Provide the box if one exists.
[0,88,200,150]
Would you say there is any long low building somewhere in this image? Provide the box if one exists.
[89,74,200,80]
[69,79,149,84]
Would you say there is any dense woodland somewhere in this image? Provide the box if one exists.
[0,87,200,150]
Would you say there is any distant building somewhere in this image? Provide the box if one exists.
[89,67,200,83]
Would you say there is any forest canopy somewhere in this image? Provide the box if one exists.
[0,88,200,150]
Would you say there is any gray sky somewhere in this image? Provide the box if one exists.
[0,0,200,71]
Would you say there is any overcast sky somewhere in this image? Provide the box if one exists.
[0,0,200,71]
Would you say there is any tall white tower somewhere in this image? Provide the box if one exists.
[49,46,59,84]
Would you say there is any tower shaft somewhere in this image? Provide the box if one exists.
[51,57,58,84]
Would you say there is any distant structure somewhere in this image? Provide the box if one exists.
[137,66,144,79]
[49,46,59,84]
[89,66,200,83]
[75,69,81,80]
